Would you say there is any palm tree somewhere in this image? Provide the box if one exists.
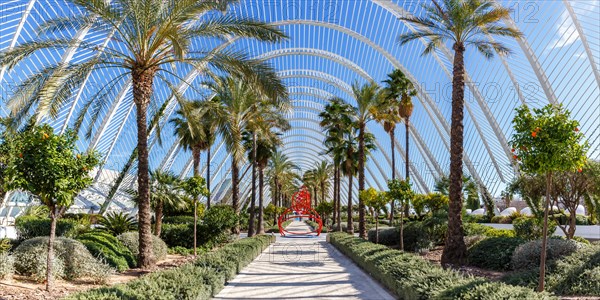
[170,100,215,253]
[377,74,402,224]
[0,0,287,269]
[267,151,299,221]
[340,137,359,233]
[352,81,385,238]
[313,161,333,208]
[205,77,287,234]
[303,170,319,208]
[255,133,283,234]
[399,0,522,265]
[243,110,289,236]
[149,170,186,237]
[383,69,417,221]
[320,98,355,231]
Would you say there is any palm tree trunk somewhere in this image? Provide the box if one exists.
[358,123,366,239]
[347,174,354,234]
[404,119,410,217]
[132,66,157,269]
[321,182,325,208]
[45,206,57,291]
[441,43,468,266]
[389,130,395,225]
[248,132,257,237]
[206,145,211,209]
[192,146,201,256]
[538,171,552,292]
[154,201,163,237]
[332,164,337,229]
[273,178,279,224]
[405,120,410,181]
[336,166,342,232]
[258,166,265,234]
[231,158,240,234]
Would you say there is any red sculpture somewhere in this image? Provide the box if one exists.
[278,186,323,236]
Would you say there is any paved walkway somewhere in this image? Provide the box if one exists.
[214,221,394,300]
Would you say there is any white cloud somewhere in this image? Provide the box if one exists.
[549,1,599,49]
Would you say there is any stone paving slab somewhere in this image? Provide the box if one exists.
[213,221,394,300]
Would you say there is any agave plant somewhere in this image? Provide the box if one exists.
[99,212,138,236]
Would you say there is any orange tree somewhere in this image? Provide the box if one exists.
[387,179,413,250]
[182,175,209,257]
[510,104,587,292]
[2,124,99,291]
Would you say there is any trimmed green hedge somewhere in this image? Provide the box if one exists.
[329,233,555,300]
[467,237,526,271]
[65,235,275,300]
[76,231,137,272]
[502,244,600,296]
[15,216,82,240]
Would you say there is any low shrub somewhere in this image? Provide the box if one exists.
[168,246,195,256]
[511,238,581,270]
[77,231,137,272]
[13,237,113,282]
[266,220,292,233]
[575,214,589,225]
[0,238,11,253]
[0,252,14,279]
[66,235,275,300]
[438,279,553,299]
[160,215,233,249]
[546,244,600,295]
[467,237,526,271]
[162,215,195,224]
[329,233,555,299]
[464,235,487,249]
[463,214,488,224]
[14,216,82,240]
[491,215,513,224]
[513,217,556,240]
[502,244,600,296]
[463,223,515,238]
[160,223,195,248]
[367,222,435,252]
[117,232,168,261]
[304,220,325,232]
[572,236,591,245]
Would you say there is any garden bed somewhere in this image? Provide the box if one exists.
[1,235,273,300]
[0,254,193,300]
[329,232,555,299]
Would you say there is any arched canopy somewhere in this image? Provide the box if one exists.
[0,0,598,212]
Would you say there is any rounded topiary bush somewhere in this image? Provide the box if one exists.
[0,252,14,280]
[117,232,168,261]
[77,231,137,272]
[467,237,525,271]
[511,238,581,270]
[13,237,113,282]
[513,217,556,240]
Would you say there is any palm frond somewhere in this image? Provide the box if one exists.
[186,15,288,42]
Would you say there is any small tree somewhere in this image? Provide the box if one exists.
[360,188,388,243]
[181,175,209,257]
[315,201,334,227]
[3,125,99,291]
[510,104,587,292]
[387,179,413,250]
